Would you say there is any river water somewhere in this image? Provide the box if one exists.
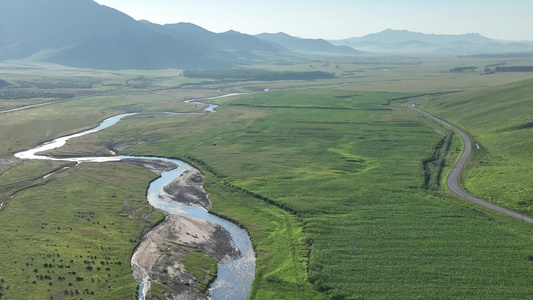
[14,93,257,299]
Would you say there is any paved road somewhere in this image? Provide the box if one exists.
[412,105,533,224]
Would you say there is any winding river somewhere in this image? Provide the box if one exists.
[14,93,258,299]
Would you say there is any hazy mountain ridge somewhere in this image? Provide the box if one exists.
[255,32,362,55]
[148,22,284,53]
[331,29,533,54]
[353,29,493,43]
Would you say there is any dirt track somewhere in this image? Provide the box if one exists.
[413,105,533,224]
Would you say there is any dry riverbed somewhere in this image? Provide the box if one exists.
[130,164,238,299]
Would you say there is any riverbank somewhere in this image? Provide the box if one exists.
[131,161,239,299]
[0,159,17,166]
[159,168,212,210]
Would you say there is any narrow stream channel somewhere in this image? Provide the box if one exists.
[14,92,259,299]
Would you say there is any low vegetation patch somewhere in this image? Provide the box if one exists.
[149,281,176,300]
[422,131,453,189]
[181,250,217,292]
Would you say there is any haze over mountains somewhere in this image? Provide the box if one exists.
[1,0,532,70]
[330,29,533,54]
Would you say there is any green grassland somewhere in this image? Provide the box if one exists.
[0,162,163,299]
[2,56,533,299]
[419,78,533,216]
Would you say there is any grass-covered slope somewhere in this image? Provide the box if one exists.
[419,78,533,216]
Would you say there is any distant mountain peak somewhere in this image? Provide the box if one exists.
[256,32,363,55]
[272,32,292,37]
[225,30,243,35]
[376,29,492,41]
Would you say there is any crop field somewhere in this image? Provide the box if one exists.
[1,56,533,299]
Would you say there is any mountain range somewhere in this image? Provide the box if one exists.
[1,0,532,70]
[330,29,533,54]
[0,0,358,70]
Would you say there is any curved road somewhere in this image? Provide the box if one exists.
[412,105,533,224]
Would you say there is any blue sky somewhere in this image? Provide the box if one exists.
[94,0,533,41]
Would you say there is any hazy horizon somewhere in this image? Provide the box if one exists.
[94,0,533,41]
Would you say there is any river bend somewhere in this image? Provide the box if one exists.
[14,93,257,299]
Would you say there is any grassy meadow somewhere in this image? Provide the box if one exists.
[1,56,533,299]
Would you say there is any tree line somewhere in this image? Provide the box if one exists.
[450,66,477,72]
[0,90,73,100]
[494,66,533,72]
[183,69,335,81]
